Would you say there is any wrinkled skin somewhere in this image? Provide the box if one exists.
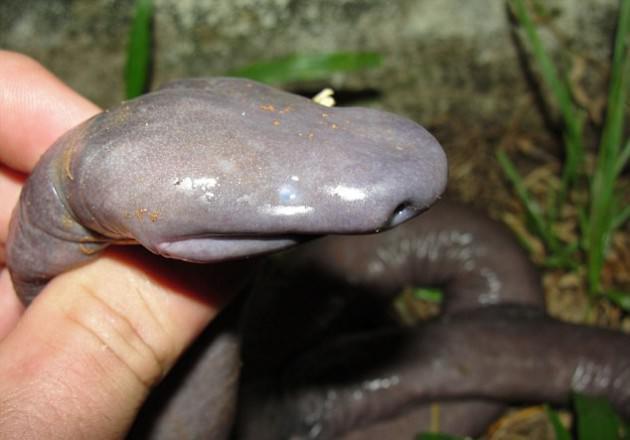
[6,78,630,439]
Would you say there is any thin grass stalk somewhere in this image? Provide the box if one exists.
[497,151,557,249]
[125,0,152,99]
[510,0,584,213]
[586,0,630,294]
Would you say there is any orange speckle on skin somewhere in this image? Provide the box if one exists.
[260,104,276,112]
[279,106,293,114]
[79,244,101,255]
[273,120,281,126]
[78,237,105,255]
[62,215,75,229]
[331,123,338,129]
[61,141,79,181]
[135,208,149,220]
[149,211,159,222]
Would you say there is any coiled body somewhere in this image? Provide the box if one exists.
[132,201,630,439]
[6,78,628,438]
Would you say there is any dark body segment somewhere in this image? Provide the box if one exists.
[288,200,545,313]
[232,201,630,439]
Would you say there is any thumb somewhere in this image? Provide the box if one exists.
[0,247,247,439]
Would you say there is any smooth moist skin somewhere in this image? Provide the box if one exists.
[6,77,446,439]
[7,78,630,439]
[7,77,447,303]
[232,201,630,439]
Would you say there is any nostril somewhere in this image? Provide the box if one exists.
[387,201,419,228]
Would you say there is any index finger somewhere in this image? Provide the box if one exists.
[0,51,100,173]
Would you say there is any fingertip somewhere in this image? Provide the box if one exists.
[0,51,101,172]
[0,164,23,246]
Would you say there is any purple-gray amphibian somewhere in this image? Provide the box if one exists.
[231,201,630,439]
[8,76,630,439]
[6,77,447,304]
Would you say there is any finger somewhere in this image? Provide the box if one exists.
[0,164,23,248]
[0,247,253,437]
[0,51,100,173]
[0,269,23,340]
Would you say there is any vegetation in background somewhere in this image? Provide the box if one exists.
[125,2,381,95]
[412,287,444,303]
[228,52,382,84]
[498,0,630,309]
[572,393,628,440]
[125,0,153,98]
[422,1,630,437]
[545,405,572,440]
[417,394,628,440]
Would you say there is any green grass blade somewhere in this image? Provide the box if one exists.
[228,52,382,84]
[587,0,630,294]
[545,405,571,440]
[125,0,153,99]
[613,204,630,229]
[574,393,623,440]
[497,150,557,250]
[543,242,580,270]
[615,138,630,177]
[605,290,630,312]
[412,287,444,303]
[598,0,630,160]
[578,205,590,250]
[510,0,584,200]
[585,206,615,295]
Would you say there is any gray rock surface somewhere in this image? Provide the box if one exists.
[0,0,617,126]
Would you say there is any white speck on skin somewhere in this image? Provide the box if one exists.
[174,176,218,191]
[260,204,314,216]
[308,423,322,438]
[362,375,401,392]
[174,177,219,203]
[478,267,501,304]
[327,185,367,201]
[572,359,613,391]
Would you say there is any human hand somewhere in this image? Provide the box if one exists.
[0,51,247,438]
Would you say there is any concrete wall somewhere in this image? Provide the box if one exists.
[1,0,616,126]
